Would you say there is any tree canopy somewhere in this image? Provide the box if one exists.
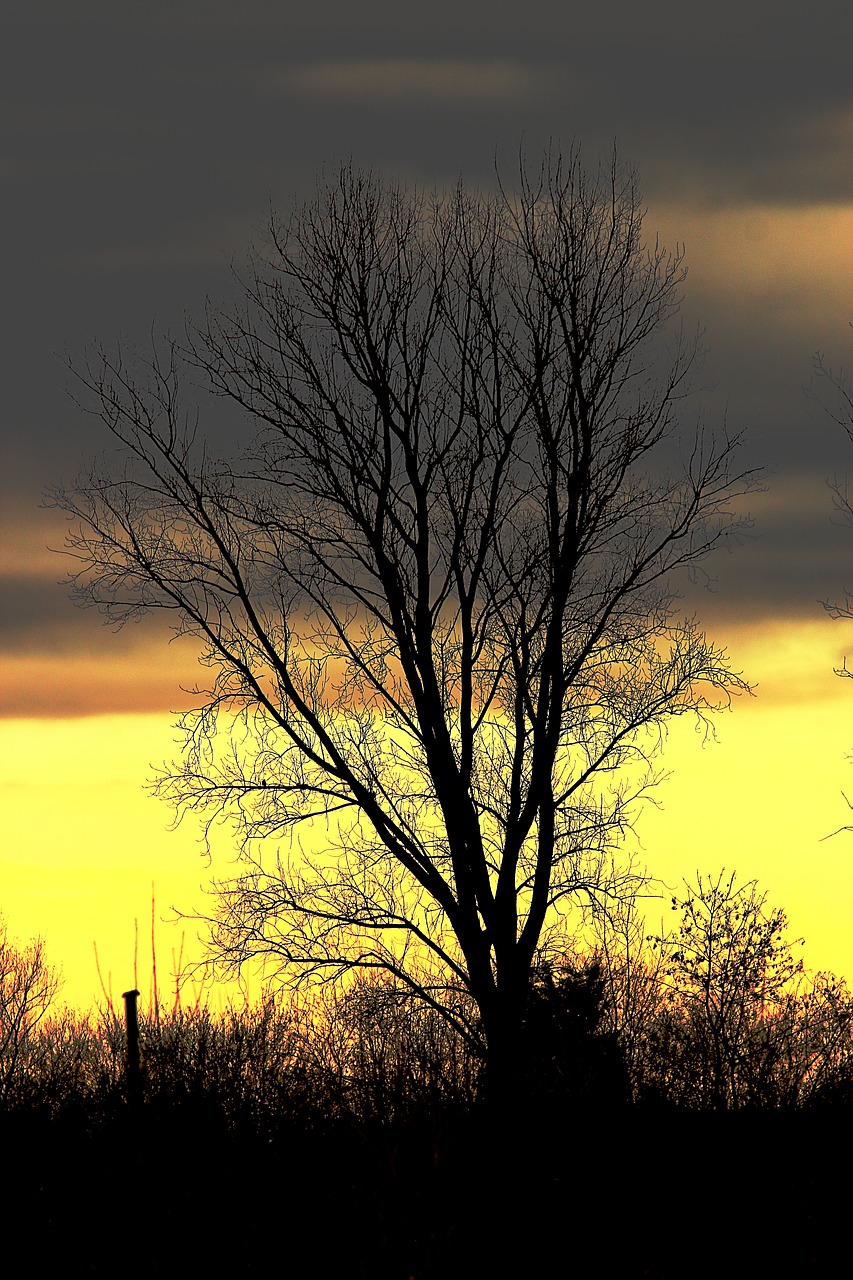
[52,148,754,1086]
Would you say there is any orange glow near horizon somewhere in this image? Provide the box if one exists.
[1,614,852,1014]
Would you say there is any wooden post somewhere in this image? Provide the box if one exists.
[122,988,142,1108]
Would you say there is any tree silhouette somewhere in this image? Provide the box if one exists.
[52,147,754,1094]
[812,324,853,634]
[0,916,62,1104]
[811,327,853,841]
[648,870,805,1108]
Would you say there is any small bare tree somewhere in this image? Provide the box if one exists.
[649,871,805,1108]
[52,148,753,1094]
[812,325,853,634]
[810,328,853,841]
[0,917,62,1104]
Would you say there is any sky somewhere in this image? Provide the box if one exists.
[1,0,852,1012]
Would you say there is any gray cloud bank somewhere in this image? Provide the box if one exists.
[2,0,851,702]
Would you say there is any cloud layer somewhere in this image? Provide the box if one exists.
[2,0,851,716]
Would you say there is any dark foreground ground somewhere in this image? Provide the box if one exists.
[1,1102,849,1278]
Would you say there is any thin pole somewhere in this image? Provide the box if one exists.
[122,988,142,1108]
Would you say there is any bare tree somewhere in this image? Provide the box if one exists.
[812,327,853,442]
[51,148,754,1093]
[812,325,853,634]
[811,328,853,837]
[648,871,805,1108]
[0,916,62,1104]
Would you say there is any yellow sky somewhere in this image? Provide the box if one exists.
[1,612,851,1014]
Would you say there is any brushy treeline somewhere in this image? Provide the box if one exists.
[2,876,852,1279]
[3,870,852,1122]
[0,979,480,1124]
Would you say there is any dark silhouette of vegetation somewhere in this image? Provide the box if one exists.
[811,327,853,850]
[1,877,851,1276]
[812,325,853,633]
[519,958,629,1109]
[0,914,61,1106]
[646,870,808,1108]
[50,147,756,1099]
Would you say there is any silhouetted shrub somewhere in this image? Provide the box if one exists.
[520,959,630,1110]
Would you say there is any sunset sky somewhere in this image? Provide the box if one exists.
[1,0,852,1013]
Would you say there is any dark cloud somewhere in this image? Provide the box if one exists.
[0,574,171,656]
[680,478,853,625]
[2,0,851,696]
